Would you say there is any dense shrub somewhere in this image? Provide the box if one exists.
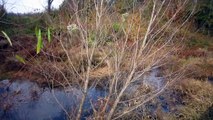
[0,4,6,18]
[0,4,8,37]
[194,0,213,35]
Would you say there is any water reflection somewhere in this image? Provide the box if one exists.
[0,69,171,120]
[0,80,107,120]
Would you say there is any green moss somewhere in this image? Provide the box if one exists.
[187,38,210,48]
[112,22,121,32]
[0,73,10,80]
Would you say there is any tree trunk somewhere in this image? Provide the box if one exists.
[47,0,54,13]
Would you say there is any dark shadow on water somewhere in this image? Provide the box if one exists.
[208,76,213,83]
[199,105,213,120]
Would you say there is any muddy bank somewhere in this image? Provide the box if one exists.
[0,36,37,80]
[0,35,67,85]
[0,35,109,86]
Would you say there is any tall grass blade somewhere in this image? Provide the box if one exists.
[47,28,51,43]
[15,55,26,64]
[1,31,12,46]
[36,29,42,54]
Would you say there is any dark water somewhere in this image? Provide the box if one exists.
[0,80,107,120]
[0,69,183,120]
[208,76,213,83]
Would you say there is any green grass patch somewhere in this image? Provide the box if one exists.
[187,38,210,48]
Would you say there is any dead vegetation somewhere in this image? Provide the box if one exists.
[0,0,212,120]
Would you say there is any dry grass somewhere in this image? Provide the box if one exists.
[2,0,210,120]
[167,79,213,120]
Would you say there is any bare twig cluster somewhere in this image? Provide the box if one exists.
[44,0,197,119]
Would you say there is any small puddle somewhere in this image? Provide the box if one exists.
[125,68,166,96]
[0,68,182,119]
[143,68,165,90]
[0,80,107,120]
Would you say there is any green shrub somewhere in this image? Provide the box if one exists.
[187,38,210,48]
[88,32,96,47]
[194,0,213,35]
[112,22,121,32]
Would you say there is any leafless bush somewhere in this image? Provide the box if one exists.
[44,0,197,119]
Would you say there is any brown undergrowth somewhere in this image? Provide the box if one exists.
[0,0,212,119]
